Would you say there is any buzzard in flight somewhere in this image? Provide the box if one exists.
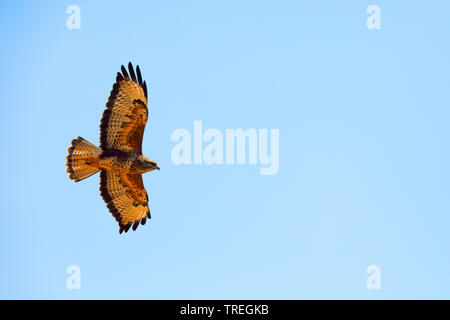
[66,62,159,234]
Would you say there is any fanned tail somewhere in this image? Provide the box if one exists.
[66,137,101,182]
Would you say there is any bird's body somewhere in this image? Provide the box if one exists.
[66,63,159,234]
[98,149,146,174]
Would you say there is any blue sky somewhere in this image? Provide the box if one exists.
[1,1,450,299]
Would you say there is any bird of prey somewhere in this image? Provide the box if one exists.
[66,62,159,234]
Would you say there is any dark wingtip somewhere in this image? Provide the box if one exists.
[128,62,137,82]
[121,65,129,79]
[143,80,148,98]
[136,65,143,85]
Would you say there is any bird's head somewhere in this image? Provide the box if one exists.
[135,155,160,173]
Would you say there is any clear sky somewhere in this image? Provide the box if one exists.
[1,0,450,299]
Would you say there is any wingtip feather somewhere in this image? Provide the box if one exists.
[128,62,137,82]
[136,65,143,85]
[121,65,129,79]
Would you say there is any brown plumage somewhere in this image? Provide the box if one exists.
[66,62,159,234]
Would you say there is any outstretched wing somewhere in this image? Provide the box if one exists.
[99,170,151,233]
[100,62,148,153]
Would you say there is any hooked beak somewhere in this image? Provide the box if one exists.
[145,160,160,171]
[151,163,160,171]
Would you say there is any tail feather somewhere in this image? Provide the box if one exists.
[66,137,101,182]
